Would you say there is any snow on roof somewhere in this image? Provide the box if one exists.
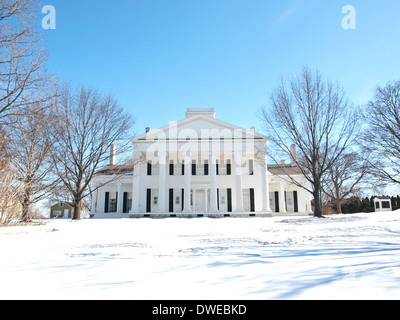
[94,164,134,176]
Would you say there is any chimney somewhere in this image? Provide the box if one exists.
[290,144,296,165]
[145,127,151,133]
[110,144,116,166]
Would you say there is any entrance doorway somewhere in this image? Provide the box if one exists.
[194,189,206,212]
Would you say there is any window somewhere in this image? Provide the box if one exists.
[108,192,117,213]
[249,159,254,175]
[382,201,391,209]
[219,160,227,175]
[375,202,380,209]
[242,189,255,212]
[216,159,231,175]
[243,189,250,212]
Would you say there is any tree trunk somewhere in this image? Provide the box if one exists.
[336,199,343,214]
[313,188,323,217]
[21,202,30,222]
[20,184,32,222]
[73,197,82,220]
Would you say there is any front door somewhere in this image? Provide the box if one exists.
[195,189,206,212]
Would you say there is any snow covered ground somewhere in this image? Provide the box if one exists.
[1,211,400,300]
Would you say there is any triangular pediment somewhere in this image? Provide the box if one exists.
[133,113,268,142]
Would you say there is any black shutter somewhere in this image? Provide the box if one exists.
[169,161,174,175]
[146,189,151,213]
[169,189,174,212]
[227,160,231,175]
[192,161,196,175]
[123,192,128,213]
[181,189,184,211]
[294,191,298,212]
[147,162,152,176]
[227,188,232,212]
[204,161,209,175]
[182,162,185,175]
[275,191,279,213]
[217,188,220,210]
[104,192,109,213]
[250,188,255,212]
[216,161,219,175]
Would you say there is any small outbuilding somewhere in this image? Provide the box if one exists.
[50,202,75,219]
[374,197,392,212]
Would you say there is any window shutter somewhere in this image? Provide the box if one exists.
[146,189,151,213]
[227,160,231,175]
[169,189,174,212]
[227,188,232,212]
[250,188,255,212]
[104,192,109,213]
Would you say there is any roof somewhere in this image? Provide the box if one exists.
[268,164,304,176]
[95,164,134,176]
[133,108,270,142]
[51,202,74,208]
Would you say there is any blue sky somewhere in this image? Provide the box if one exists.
[41,0,400,136]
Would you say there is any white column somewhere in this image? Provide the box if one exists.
[209,152,218,213]
[131,162,140,213]
[183,151,192,213]
[280,182,286,213]
[193,188,197,212]
[116,183,123,214]
[261,155,271,212]
[204,187,208,212]
[234,151,244,212]
[158,151,167,213]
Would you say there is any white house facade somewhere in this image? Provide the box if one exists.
[91,108,312,218]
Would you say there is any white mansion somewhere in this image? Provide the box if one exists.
[91,108,312,218]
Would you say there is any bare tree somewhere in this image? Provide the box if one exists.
[260,67,357,217]
[6,102,58,221]
[0,0,52,123]
[362,80,400,186]
[0,128,23,225]
[51,84,134,220]
[322,152,367,213]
